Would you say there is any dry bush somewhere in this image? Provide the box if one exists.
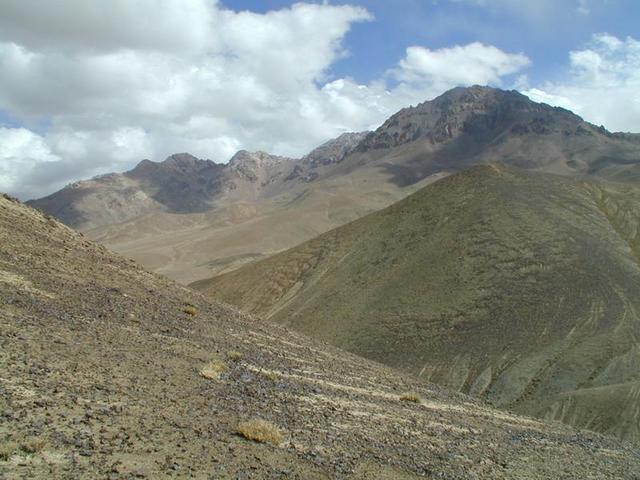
[200,360,226,380]
[399,392,422,403]
[20,438,46,454]
[227,351,243,361]
[263,371,278,382]
[183,305,199,316]
[237,419,283,445]
[0,442,18,461]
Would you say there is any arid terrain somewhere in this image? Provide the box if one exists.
[29,87,640,284]
[197,165,640,443]
[2,191,639,478]
[5,0,640,477]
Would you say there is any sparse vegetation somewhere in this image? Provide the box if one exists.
[202,166,640,442]
[183,305,199,316]
[0,442,18,461]
[1,193,19,203]
[2,173,640,477]
[400,392,422,403]
[237,419,283,445]
[20,438,46,454]
[200,360,226,380]
[227,350,243,361]
[263,370,278,382]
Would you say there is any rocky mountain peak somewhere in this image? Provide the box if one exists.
[163,152,202,167]
[357,85,591,151]
[228,150,288,167]
[131,153,218,176]
[227,150,293,182]
[302,131,370,166]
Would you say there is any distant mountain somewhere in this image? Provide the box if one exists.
[27,151,294,231]
[196,165,640,442]
[284,131,370,182]
[9,193,637,478]
[302,131,370,166]
[28,86,640,283]
[347,85,640,185]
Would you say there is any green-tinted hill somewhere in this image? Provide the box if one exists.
[6,194,639,477]
[196,165,640,442]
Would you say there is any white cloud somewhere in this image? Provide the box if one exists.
[524,34,640,132]
[0,1,532,200]
[394,43,530,88]
[0,128,61,198]
[0,0,215,54]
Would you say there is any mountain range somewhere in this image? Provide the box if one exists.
[23,85,640,446]
[29,86,640,283]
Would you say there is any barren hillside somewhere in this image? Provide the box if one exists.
[198,165,640,443]
[2,193,639,478]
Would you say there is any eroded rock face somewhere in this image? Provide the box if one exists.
[27,150,294,229]
[302,132,370,166]
[228,150,292,181]
[357,85,593,151]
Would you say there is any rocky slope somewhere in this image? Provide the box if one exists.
[3,193,639,478]
[301,132,370,167]
[29,86,640,283]
[347,85,640,185]
[28,151,295,231]
[196,165,640,443]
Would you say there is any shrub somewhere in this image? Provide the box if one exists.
[183,305,199,316]
[263,371,278,382]
[200,360,226,380]
[20,438,46,454]
[399,392,422,403]
[227,351,243,361]
[0,442,18,461]
[237,420,283,445]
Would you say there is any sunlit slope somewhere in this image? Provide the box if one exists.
[198,165,640,441]
[9,192,639,478]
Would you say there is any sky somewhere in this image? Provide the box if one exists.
[0,0,639,199]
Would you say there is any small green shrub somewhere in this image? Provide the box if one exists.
[262,370,278,381]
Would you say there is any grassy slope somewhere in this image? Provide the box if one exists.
[197,165,640,442]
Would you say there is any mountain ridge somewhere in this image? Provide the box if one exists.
[3,192,638,478]
[196,164,640,442]
[28,86,640,283]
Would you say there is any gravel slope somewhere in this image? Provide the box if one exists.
[1,193,639,479]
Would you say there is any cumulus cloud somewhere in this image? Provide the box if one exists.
[0,128,60,198]
[0,0,532,199]
[0,0,215,53]
[525,34,640,132]
[394,43,530,88]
